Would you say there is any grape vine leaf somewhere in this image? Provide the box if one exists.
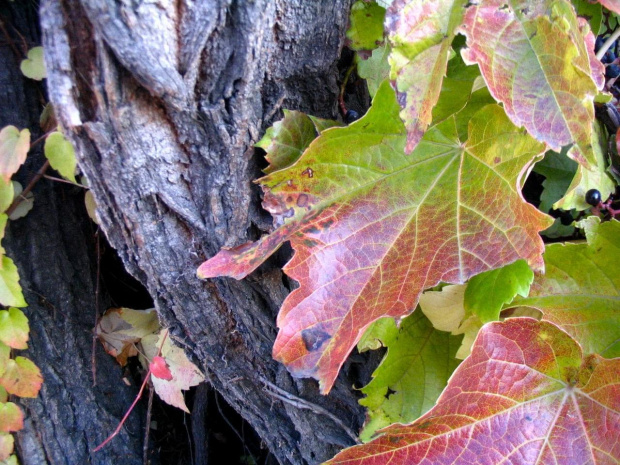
[0,432,13,461]
[386,0,466,153]
[573,0,602,35]
[464,259,534,323]
[419,284,482,359]
[0,308,29,350]
[0,127,30,183]
[198,81,552,393]
[0,258,26,308]
[553,122,616,210]
[510,217,620,358]
[96,307,159,366]
[255,110,341,174]
[357,311,462,442]
[346,1,386,51]
[44,132,77,183]
[0,357,42,398]
[0,183,13,215]
[326,318,620,464]
[459,0,601,170]
[0,402,22,433]
[141,331,204,412]
[534,149,578,237]
[357,45,390,98]
[20,47,46,81]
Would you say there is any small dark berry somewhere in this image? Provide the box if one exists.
[585,189,602,207]
[606,64,620,79]
[345,110,360,124]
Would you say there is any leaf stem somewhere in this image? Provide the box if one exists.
[93,330,169,452]
[596,29,620,60]
[5,160,50,217]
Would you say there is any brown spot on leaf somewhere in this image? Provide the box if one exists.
[301,328,331,352]
[301,167,314,178]
[297,194,309,207]
[494,156,501,164]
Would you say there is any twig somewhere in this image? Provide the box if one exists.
[43,175,86,187]
[259,377,360,444]
[596,28,620,60]
[214,392,256,463]
[94,330,169,452]
[339,64,356,116]
[143,379,154,465]
[91,230,101,386]
[5,160,50,217]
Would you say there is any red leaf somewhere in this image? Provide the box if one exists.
[326,318,620,464]
[150,356,173,380]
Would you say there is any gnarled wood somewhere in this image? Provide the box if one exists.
[41,0,370,463]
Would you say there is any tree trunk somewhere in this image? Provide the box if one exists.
[40,0,371,463]
[1,2,144,463]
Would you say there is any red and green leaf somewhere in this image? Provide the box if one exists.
[386,0,467,153]
[459,0,601,169]
[327,318,620,464]
[0,403,22,433]
[0,357,42,398]
[510,217,620,358]
[199,81,551,393]
[0,127,29,184]
[0,308,29,350]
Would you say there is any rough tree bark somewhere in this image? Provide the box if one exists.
[1,2,145,464]
[39,0,374,463]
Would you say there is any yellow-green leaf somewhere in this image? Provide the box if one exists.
[0,127,29,183]
[44,132,77,183]
[0,257,26,308]
[0,308,28,350]
[20,46,46,80]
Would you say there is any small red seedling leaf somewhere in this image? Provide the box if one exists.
[150,356,173,380]
[0,356,42,398]
[326,318,620,464]
[0,402,23,432]
[141,332,204,412]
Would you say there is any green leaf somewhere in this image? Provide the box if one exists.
[356,45,390,98]
[0,183,13,215]
[0,344,9,378]
[7,182,33,221]
[387,0,467,152]
[326,319,620,465]
[20,46,46,80]
[0,356,42,398]
[573,0,602,35]
[346,1,386,51]
[465,259,534,323]
[459,0,602,170]
[358,311,462,442]
[0,308,29,350]
[256,111,340,174]
[554,122,616,211]
[0,402,22,433]
[44,132,77,183]
[0,454,18,465]
[0,257,26,308]
[0,127,30,183]
[534,149,578,238]
[198,82,551,393]
[418,284,482,359]
[0,432,14,461]
[510,217,620,358]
